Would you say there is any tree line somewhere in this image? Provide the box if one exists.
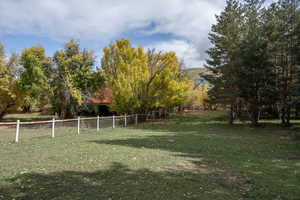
[0,39,190,119]
[204,0,299,126]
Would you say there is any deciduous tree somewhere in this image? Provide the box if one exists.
[52,39,103,118]
[19,46,52,112]
[0,44,25,119]
[101,39,190,114]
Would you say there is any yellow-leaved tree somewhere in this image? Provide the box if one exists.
[19,46,52,112]
[0,44,25,119]
[186,83,210,109]
[101,39,149,113]
[147,51,191,109]
[101,39,190,114]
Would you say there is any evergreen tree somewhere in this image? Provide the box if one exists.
[270,0,299,126]
[205,0,244,124]
[237,0,278,126]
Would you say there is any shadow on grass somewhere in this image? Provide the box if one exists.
[0,162,244,200]
[1,113,299,200]
[87,113,300,199]
[1,162,297,200]
[92,112,298,161]
[135,111,298,138]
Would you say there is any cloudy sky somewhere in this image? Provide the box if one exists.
[0,0,227,68]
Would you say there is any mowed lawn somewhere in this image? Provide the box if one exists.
[0,112,299,200]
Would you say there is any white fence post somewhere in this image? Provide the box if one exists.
[77,117,80,135]
[100,116,102,130]
[124,114,127,127]
[135,114,138,125]
[97,116,100,132]
[113,115,115,129]
[52,118,55,138]
[15,120,20,143]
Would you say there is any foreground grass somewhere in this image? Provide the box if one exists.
[0,112,299,200]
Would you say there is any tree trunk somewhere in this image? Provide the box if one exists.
[283,105,291,127]
[0,111,6,120]
[250,104,260,127]
[22,105,31,113]
[281,105,292,127]
[0,104,13,120]
[229,104,234,125]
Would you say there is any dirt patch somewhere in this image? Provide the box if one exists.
[288,156,300,160]
[166,161,211,174]
[224,172,239,184]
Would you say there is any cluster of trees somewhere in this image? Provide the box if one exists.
[0,40,103,119]
[102,39,190,114]
[204,0,299,126]
[186,82,210,110]
[0,39,190,119]
[0,45,25,119]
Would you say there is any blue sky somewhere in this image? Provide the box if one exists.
[0,0,274,68]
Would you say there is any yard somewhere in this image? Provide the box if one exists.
[0,112,299,200]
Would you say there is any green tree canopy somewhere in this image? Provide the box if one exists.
[52,39,103,118]
[101,39,190,114]
[0,44,25,119]
[19,46,52,112]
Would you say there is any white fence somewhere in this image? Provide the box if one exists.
[0,112,167,144]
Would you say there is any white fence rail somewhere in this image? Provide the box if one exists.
[0,112,168,144]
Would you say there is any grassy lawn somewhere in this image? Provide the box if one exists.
[0,112,299,200]
[1,113,54,122]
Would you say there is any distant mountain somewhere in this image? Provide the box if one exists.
[183,68,207,82]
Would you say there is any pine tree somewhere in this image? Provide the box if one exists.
[263,0,299,126]
[205,0,244,124]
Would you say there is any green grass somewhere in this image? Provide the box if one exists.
[2,112,54,122]
[0,111,299,200]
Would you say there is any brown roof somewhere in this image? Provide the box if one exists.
[89,88,113,104]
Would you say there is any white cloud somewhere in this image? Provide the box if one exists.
[0,0,225,67]
[146,40,204,68]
